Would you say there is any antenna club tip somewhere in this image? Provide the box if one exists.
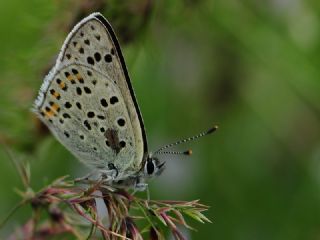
[207,125,218,134]
[184,149,192,155]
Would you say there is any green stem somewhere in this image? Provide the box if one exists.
[0,200,26,228]
[134,198,157,230]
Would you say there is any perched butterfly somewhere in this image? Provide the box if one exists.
[33,12,217,191]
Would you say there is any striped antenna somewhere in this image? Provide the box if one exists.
[155,149,193,156]
[153,125,218,156]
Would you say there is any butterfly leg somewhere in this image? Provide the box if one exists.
[134,182,148,191]
[74,171,96,183]
[133,177,148,192]
[133,180,150,201]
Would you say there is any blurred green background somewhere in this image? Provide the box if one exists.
[1,0,320,239]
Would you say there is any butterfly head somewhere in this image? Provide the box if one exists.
[142,153,166,178]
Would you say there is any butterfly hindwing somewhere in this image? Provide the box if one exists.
[34,13,147,178]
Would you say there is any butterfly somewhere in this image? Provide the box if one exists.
[33,12,217,191]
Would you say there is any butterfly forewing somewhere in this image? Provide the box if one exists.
[34,13,146,178]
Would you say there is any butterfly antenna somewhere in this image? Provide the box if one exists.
[153,125,218,155]
[156,150,193,156]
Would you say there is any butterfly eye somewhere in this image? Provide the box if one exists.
[144,157,165,177]
[145,159,155,175]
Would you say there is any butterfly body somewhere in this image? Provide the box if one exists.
[33,13,153,186]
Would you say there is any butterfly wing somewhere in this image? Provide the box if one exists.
[33,13,147,178]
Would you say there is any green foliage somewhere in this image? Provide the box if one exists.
[1,0,320,239]
[1,161,210,239]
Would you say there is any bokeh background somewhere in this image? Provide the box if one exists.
[1,0,320,239]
